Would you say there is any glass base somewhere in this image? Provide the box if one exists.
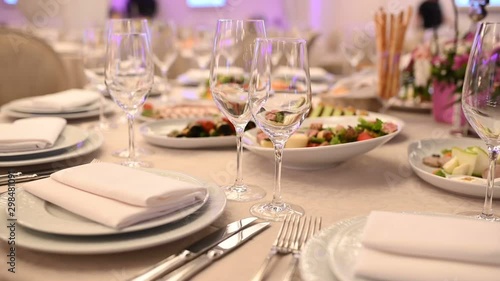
[457,211,500,222]
[250,201,304,221]
[112,147,154,158]
[119,159,152,168]
[224,183,266,202]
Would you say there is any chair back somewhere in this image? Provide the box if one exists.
[0,28,70,106]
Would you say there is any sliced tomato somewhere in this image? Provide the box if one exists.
[143,103,154,110]
[197,120,216,132]
[357,131,374,141]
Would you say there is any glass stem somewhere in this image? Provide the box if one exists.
[99,94,106,125]
[127,113,136,161]
[234,126,246,191]
[272,141,285,206]
[161,68,169,102]
[483,146,499,217]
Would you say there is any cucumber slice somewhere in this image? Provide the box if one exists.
[451,147,477,176]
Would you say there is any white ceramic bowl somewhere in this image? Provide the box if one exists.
[242,113,404,170]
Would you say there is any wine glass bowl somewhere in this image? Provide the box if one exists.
[191,26,213,69]
[82,26,116,131]
[248,38,312,221]
[209,19,267,202]
[105,19,154,168]
[150,21,178,102]
[461,22,500,221]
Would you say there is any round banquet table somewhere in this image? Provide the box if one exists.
[0,91,498,281]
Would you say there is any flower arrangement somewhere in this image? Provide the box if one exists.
[401,44,433,102]
[400,34,473,104]
[429,36,473,95]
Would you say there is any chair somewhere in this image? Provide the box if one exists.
[0,27,70,106]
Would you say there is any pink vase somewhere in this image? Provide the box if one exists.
[432,81,466,125]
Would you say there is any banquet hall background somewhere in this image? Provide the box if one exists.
[1,0,495,80]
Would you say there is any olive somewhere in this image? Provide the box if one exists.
[186,124,205,137]
[216,123,234,136]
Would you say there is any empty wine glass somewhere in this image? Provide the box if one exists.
[209,19,267,201]
[461,22,500,221]
[192,25,213,70]
[340,28,365,73]
[150,21,178,103]
[248,38,312,221]
[82,26,116,131]
[105,19,154,168]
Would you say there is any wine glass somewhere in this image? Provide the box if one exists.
[461,22,500,221]
[82,26,117,131]
[248,38,312,221]
[105,19,154,168]
[192,25,213,70]
[209,19,267,201]
[150,21,178,103]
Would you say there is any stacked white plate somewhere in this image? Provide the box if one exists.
[0,169,226,254]
[0,125,104,167]
[1,97,116,120]
[300,216,369,281]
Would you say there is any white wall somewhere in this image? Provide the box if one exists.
[155,0,285,29]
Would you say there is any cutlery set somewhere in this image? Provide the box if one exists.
[129,215,320,280]
[0,169,56,187]
[128,217,268,281]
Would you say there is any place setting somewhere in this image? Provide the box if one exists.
[0,161,227,255]
[299,210,500,281]
[0,88,116,120]
[0,116,103,167]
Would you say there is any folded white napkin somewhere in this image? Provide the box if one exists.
[17,89,100,111]
[353,211,500,281]
[21,163,208,228]
[183,69,210,81]
[0,117,66,152]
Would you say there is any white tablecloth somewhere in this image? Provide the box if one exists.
[0,91,496,281]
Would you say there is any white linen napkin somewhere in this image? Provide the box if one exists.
[353,211,500,281]
[21,163,208,228]
[0,117,66,152]
[17,89,100,111]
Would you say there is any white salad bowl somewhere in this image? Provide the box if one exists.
[242,113,404,170]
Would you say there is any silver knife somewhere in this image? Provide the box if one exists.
[161,222,270,281]
[0,174,50,186]
[128,217,258,281]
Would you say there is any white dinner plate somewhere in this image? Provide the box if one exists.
[326,216,368,281]
[0,130,103,167]
[16,171,210,236]
[176,69,210,86]
[1,99,116,120]
[0,125,88,158]
[243,113,404,170]
[311,83,331,94]
[0,174,226,254]
[8,99,100,114]
[140,118,236,149]
[274,66,335,83]
[299,217,363,281]
[389,97,432,112]
[408,138,500,198]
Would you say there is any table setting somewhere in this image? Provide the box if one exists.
[2,12,500,281]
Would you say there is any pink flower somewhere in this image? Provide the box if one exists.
[412,44,431,60]
[431,55,444,66]
[452,54,469,70]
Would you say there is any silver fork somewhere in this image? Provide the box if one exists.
[282,216,322,281]
[251,215,302,281]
